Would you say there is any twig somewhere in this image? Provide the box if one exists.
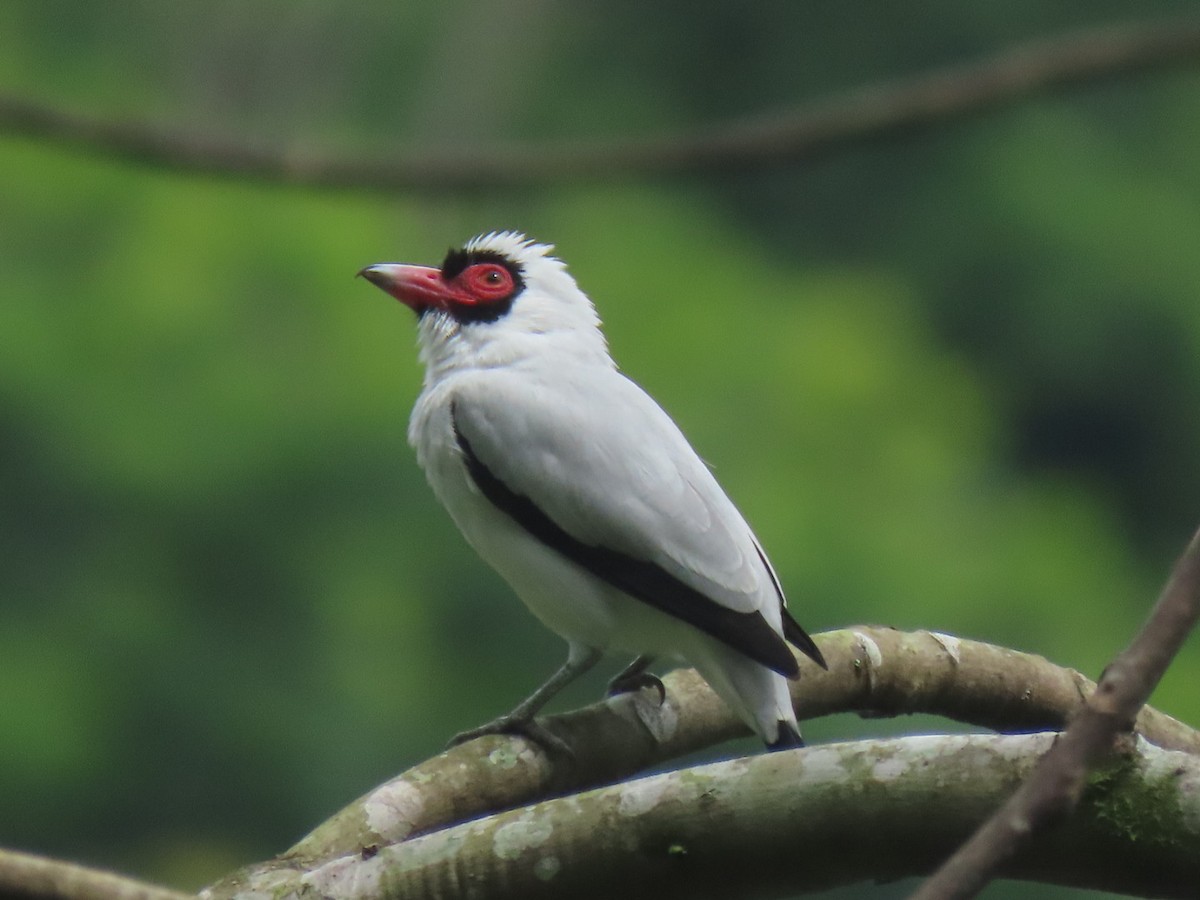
[0,848,193,900]
[2,17,1200,192]
[910,527,1200,900]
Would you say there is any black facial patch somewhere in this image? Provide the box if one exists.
[437,247,526,325]
[441,247,525,291]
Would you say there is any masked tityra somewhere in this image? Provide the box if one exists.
[359,232,827,751]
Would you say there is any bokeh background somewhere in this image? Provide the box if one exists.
[2,3,1199,898]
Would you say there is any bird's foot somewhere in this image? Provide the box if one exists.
[448,715,574,757]
[606,671,666,705]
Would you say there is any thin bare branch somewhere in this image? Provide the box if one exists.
[911,526,1200,900]
[0,848,192,900]
[2,17,1200,192]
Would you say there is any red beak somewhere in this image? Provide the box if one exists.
[358,264,462,313]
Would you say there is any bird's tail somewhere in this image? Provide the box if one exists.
[767,720,805,750]
[692,641,803,749]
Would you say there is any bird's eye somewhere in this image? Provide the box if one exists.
[462,263,516,302]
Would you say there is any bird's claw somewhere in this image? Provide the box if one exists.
[448,715,575,757]
[606,671,666,705]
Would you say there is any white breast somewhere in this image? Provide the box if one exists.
[407,376,716,658]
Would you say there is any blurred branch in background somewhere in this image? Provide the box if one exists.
[0,847,192,900]
[1,16,1199,193]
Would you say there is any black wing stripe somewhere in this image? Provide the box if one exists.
[750,540,828,670]
[782,613,828,671]
[454,419,800,679]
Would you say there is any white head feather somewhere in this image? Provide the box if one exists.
[417,232,613,382]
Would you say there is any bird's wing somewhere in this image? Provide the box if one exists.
[451,367,805,677]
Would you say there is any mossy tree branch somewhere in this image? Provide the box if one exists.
[0,848,192,900]
[200,626,1198,899]
[4,621,1196,900]
[224,735,1200,900]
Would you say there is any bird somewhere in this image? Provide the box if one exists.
[358,231,827,752]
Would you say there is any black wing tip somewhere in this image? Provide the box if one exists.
[454,402,814,678]
[774,651,801,680]
[767,720,805,751]
[806,641,830,671]
[455,404,809,677]
[783,615,829,671]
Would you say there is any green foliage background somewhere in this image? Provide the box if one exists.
[1,3,1198,897]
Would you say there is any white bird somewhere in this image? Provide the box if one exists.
[359,232,826,752]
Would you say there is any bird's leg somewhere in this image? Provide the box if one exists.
[605,655,664,704]
[449,646,602,755]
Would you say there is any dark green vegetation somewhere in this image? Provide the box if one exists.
[1,3,1198,898]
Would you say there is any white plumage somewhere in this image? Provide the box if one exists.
[360,232,825,751]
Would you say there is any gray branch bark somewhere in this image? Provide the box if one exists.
[243,735,1200,900]
[201,627,1199,899]
[2,17,1199,192]
[0,848,192,900]
[4,624,1197,900]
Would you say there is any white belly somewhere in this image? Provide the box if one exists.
[411,390,695,657]
[407,380,800,744]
